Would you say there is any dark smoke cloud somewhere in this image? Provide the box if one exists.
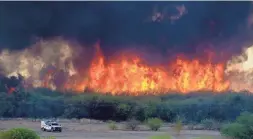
[0,1,252,56]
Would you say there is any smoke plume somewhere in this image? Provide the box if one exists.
[1,2,253,95]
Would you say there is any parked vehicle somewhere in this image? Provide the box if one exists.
[41,120,62,132]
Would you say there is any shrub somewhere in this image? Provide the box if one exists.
[221,112,253,139]
[0,128,39,139]
[221,123,248,139]
[125,119,140,131]
[147,118,163,131]
[173,118,183,136]
[200,119,221,130]
[108,120,118,130]
[149,134,172,139]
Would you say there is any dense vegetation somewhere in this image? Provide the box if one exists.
[221,112,253,139]
[0,87,252,124]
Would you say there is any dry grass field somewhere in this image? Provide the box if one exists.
[0,119,223,139]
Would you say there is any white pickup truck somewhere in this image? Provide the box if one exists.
[41,120,62,132]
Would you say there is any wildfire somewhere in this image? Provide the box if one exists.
[0,38,79,91]
[3,38,252,96]
[79,44,230,95]
[226,45,253,92]
[7,86,15,94]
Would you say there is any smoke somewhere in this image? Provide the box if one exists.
[1,2,253,94]
[0,2,252,52]
[226,45,253,92]
[0,37,253,94]
[0,38,83,90]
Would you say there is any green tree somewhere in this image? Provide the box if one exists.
[221,112,253,139]
[0,128,39,139]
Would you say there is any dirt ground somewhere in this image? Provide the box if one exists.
[0,119,223,139]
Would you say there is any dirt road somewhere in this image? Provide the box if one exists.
[0,119,223,139]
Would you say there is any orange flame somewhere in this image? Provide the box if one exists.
[7,87,16,94]
[0,39,230,95]
[70,45,230,95]
[43,69,54,88]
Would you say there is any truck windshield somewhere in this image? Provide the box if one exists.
[51,123,59,125]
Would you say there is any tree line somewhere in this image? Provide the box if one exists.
[0,85,252,124]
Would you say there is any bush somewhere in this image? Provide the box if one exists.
[108,120,118,130]
[221,123,248,139]
[0,128,39,139]
[116,103,132,120]
[147,118,163,131]
[173,118,183,136]
[200,119,221,130]
[149,134,172,139]
[221,112,253,139]
[125,119,140,131]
